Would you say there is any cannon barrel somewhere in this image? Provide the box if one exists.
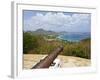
[31,46,63,69]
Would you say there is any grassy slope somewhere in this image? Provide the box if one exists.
[23,32,91,59]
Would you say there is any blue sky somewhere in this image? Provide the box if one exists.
[23,10,91,32]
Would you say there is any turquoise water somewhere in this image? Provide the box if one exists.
[57,32,90,42]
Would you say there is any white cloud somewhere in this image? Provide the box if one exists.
[24,12,90,32]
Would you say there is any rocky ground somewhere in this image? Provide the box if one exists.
[23,54,91,69]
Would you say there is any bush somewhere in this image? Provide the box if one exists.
[23,32,38,53]
[62,39,91,59]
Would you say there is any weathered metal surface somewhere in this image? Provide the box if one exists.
[31,46,63,69]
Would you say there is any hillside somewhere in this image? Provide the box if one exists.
[25,28,59,35]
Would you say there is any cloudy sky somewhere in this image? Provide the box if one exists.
[23,10,91,32]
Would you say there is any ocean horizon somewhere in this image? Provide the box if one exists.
[57,32,91,42]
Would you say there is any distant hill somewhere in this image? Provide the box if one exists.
[34,29,46,33]
[26,29,59,35]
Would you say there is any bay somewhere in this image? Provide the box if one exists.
[57,32,90,42]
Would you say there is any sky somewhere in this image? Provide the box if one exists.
[23,10,91,32]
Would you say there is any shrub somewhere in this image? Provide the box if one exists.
[62,38,91,59]
[23,32,38,53]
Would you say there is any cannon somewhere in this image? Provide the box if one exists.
[31,46,63,69]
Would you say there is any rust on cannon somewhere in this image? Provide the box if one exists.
[31,46,63,69]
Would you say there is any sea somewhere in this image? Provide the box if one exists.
[57,32,90,42]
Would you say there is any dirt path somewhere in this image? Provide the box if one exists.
[23,54,91,69]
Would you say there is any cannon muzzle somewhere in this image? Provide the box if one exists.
[31,46,63,69]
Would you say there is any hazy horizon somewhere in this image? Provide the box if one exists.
[23,28,91,33]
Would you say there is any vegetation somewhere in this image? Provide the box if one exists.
[23,32,38,53]
[23,31,91,59]
[62,38,91,59]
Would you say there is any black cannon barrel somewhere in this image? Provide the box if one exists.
[31,46,63,69]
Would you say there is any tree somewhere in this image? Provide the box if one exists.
[23,32,38,53]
